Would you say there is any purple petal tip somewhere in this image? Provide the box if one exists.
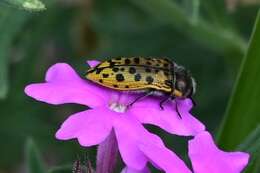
[87,60,101,67]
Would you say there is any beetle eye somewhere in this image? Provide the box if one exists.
[176,80,186,91]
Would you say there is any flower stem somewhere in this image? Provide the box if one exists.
[130,0,246,58]
[96,130,118,173]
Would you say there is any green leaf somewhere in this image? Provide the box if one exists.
[191,0,200,24]
[182,0,200,24]
[0,9,11,99]
[252,154,260,173]
[25,138,46,173]
[0,41,8,99]
[235,125,260,172]
[237,125,260,154]
[3,0,46,11]
[217,10,260,150]
[244,151,260,173]
[239,126,260,173]
[0,8,29,99]
[129,0,246,56]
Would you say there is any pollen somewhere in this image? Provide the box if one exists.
[109,102,127,113]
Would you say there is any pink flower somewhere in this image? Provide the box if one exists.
[24,61,203,172]
[24,61,249,173]
[188,131,250,173]
[122,131,250,173]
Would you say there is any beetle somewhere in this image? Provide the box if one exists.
[86,57,196,117]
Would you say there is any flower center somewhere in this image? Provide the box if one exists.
[109,102,127,113]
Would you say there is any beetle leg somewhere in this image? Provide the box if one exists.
[128,90,154,107]
[175,100,182,119]
[159,96,171,110]
[169,97,182,119]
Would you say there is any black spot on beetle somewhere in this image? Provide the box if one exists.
[163,58,170,62]
[163,63,169,67]
[165,80,172,86]
[146,61,152,65]
[102,74,109,78]
[109,61,116,67]
[112,67,119,72]
[129,67,136,74]
[120,68,125,71]
[99,79,103,83]
[164,71,169,76]
[125,85,129,88]
[113,84,119,88]
[146,76,154,84]
[145,68,151,73]
[134,57,140,64]
[95,68,103,74]
[116,74,125,82]
[125,59,131,64]
[134,74,141,81]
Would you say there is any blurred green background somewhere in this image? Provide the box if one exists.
[0,0,260,173]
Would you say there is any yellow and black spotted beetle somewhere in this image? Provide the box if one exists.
[86,57,196,116]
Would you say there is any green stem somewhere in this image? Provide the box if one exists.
[129,0,246,56]
[217,10,260,149]
[0,8,29,99]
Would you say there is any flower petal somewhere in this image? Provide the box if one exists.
[121,167,151,173]
[55,107,113,146]
[87,60,100,67]
[113,114,191,173]
[188,131,250,173]
[113,115,148,170]
[130,97,205,136]
[25,63,111,108]
[138,134,192,173]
